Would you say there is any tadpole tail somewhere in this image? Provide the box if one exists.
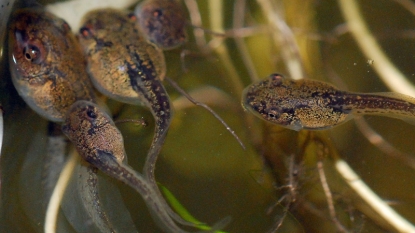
[142,87,172,185]
[127,54,201,227]
[140,86,199,227]
[335,92,415,120]
[126,52,173,186]
[141,86,233,230]
[78,165,117,233]
[94,151,195,233]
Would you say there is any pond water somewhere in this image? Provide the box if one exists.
[1,0,415,232]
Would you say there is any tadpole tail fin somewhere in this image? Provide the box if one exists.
[96,150,198,233]
[348,92,415,126]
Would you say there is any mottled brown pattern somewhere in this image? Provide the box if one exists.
[84,166,116,233]
[78,8,166,105]
[135,0,187,50]
[8,8,95,122]
[62,100,125,164]
[242,74,415,130]
[62,100,196,233]
[78,8,172,192]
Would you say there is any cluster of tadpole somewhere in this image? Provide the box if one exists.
[4,1,230,232]
[2,0,415,232]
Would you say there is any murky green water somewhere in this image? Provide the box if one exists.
[1,0,415,232]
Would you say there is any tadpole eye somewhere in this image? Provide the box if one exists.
[153,9,163,17]
[79,26,93,38]
[266,107,280,119]
[269,73,284,79]
[268,113,277,118]
[127,12,137,21]
[86,108,97,119]
[23,43,44,64]
[269,73,285,85]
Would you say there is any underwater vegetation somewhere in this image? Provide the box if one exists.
[1,0,415,232]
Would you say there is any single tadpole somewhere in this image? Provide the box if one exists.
[243,73,415,130]
[62,100,209,233]
[134,0,187,50]
[8,8,95,122]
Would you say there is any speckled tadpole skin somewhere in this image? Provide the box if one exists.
[78,9,182,226]
[78,8,167,105]
[62,101,125,165]
[243,74,415,130]
[62,100,197,233]
[8,8,95,122]
[78,8,172,184]
[135,0,187,50]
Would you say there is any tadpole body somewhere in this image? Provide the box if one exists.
[134,0,187,50]
[9,8,95,122]
[62,100,199,233]
[243,74,415,130]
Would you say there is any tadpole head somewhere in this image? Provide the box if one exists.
[62,101,98,137]
[78,10,104,50]
[263,106,282,122]
[242,74,299,129]
[79,26,94,39]
[135,0,187,49]
[9,9,50,80]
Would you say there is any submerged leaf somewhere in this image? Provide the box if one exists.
[158,183,229,233]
